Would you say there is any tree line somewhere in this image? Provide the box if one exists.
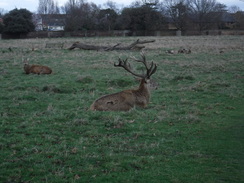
[37,0,244,32]
[0,0,244,36]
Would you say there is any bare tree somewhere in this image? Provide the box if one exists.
[0,8,7,17]
[97,8,118,31]
[232,10,244,30]
[64,0,99,31]
[163,0,190,31]
[38,0,60,14]
[130,0,160,8]
[104,0,119,12]
[228,5,241,13]
[187,0,226,31]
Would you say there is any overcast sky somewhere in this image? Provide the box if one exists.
[1,0,244,12]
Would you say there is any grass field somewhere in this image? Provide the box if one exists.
[0,36,243,183]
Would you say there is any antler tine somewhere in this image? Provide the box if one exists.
[131,51,150,69]
[147,62,157,78]
[130,51,157,79]
[114,58,128,67]
[114,58,145,78]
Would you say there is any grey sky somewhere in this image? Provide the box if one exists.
[1,0,243,12]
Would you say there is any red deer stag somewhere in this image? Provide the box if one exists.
[90,52,157,111]
[23,58,52,74]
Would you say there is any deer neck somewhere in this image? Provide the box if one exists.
[134,79,150,96]
[131,78,150,107]
[24,64,30,72]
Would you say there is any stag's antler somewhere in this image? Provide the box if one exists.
[131,51,157,79]
[114,58,145,78]
[131,51,149,68]
[116,51,157,79]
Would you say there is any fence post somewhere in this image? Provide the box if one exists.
[176,30,182,36]
[155,31,161,36]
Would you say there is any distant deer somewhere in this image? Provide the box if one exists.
[90,52,157,111]
[23,58,52,75]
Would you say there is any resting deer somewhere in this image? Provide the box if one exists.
[90,52,157,111]
[23,58,52,74]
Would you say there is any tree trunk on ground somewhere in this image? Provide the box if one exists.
[68,39,155,51]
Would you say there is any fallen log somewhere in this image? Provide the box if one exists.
[45,42,64,49]
[68,39,155,51]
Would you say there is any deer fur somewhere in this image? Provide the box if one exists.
[90,52,157,111]
[23,59,52,75]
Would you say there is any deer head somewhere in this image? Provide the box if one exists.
[90,51,157,111]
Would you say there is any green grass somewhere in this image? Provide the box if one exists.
[0,36,243,183]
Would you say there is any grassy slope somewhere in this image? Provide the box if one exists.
[0,36,243,183]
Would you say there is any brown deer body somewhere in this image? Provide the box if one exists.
[90,52,157,111]
[23,59,52,74]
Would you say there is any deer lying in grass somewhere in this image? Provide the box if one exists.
[90,52,157,111]
[23,58,52,74]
